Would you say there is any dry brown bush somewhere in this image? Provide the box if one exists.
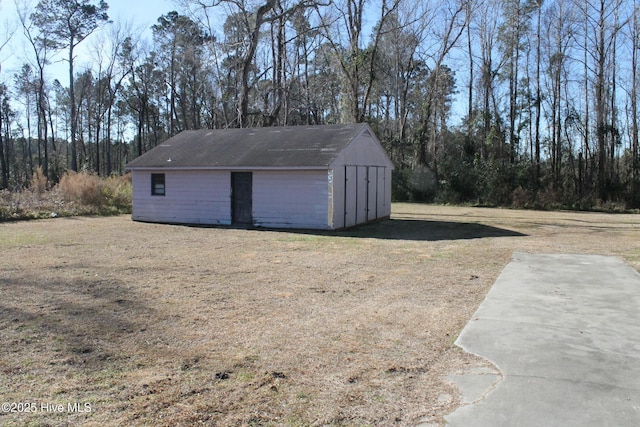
[56,170,104,205]
[1,171,130,221]
[29,165,48,195]
[102,173,132,211]
[55,171,131,211]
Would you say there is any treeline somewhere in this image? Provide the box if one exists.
[0,0,639,209]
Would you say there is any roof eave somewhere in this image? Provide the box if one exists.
[125,165,330,171]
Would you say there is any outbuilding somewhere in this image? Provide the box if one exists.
[125,123,393,230]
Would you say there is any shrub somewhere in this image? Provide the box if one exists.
[392,166,437,202]
[511,186,534,209]
[29,166,48,195]
[392,168,416,201]
[54,171,132,214]
[101,174,132,212]
[56,171,104,206]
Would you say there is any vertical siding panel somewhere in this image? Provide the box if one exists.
[384,167,392,217]
[356,166,368,224]
[376,167,386,219]
[327,169,334,229]
[344,166,357,228]
[367,167,377,220]
[331,167,345,229]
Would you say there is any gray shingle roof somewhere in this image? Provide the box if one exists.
[125,124,371,169]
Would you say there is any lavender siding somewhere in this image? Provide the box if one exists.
[329,130,393,228]
[252,170,329,229]
[129,125,392,230]
[356,166,368,224]
[132,170,231,225]
[377,167,391,219]
[330,167,346,229]
[343,166,358,228]
[367,167,377,220]
[332,130,393,167]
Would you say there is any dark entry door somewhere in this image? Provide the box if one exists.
[231,172,253,225]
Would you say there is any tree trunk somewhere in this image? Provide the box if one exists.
[238,0,277,127]
[534,0,541,183]
[467,1,473,145]
[632,3,639,205]
[69,40,78,172]
[0,107,8,189]
[596,0,607,200]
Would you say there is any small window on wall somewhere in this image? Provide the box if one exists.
[151,173,165,196]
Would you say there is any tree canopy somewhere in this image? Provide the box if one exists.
[1,0,639,209]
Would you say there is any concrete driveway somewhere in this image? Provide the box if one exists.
[445,253,640,426]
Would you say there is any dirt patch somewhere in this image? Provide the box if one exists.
[1,204,639,426]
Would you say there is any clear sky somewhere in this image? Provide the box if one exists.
[105,0,175,33]
[0,0,176,84]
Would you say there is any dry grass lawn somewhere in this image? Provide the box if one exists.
[1,203,640,426]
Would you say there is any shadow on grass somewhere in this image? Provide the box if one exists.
[141,216,527,241]
[334,219,527,241]
[0,273,153,369]
[244,218,526,241]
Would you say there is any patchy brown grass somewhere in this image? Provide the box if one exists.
[1,204,639,426]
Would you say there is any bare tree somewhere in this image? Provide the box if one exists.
[499,0,539,164]
[0,84,11,188]
[31,0,110,171]
[17,0,57,179]
[578,0,628,199]
[475,0,504,159]
[542,0,575,189]
[0,1,17,64]
[373,4,427,142]
[533,0,543,182]
[416,0,468,173]
[316,0,404,123]
[13,64,36,178]
[631,2,640,204]
[88,22,134,174]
